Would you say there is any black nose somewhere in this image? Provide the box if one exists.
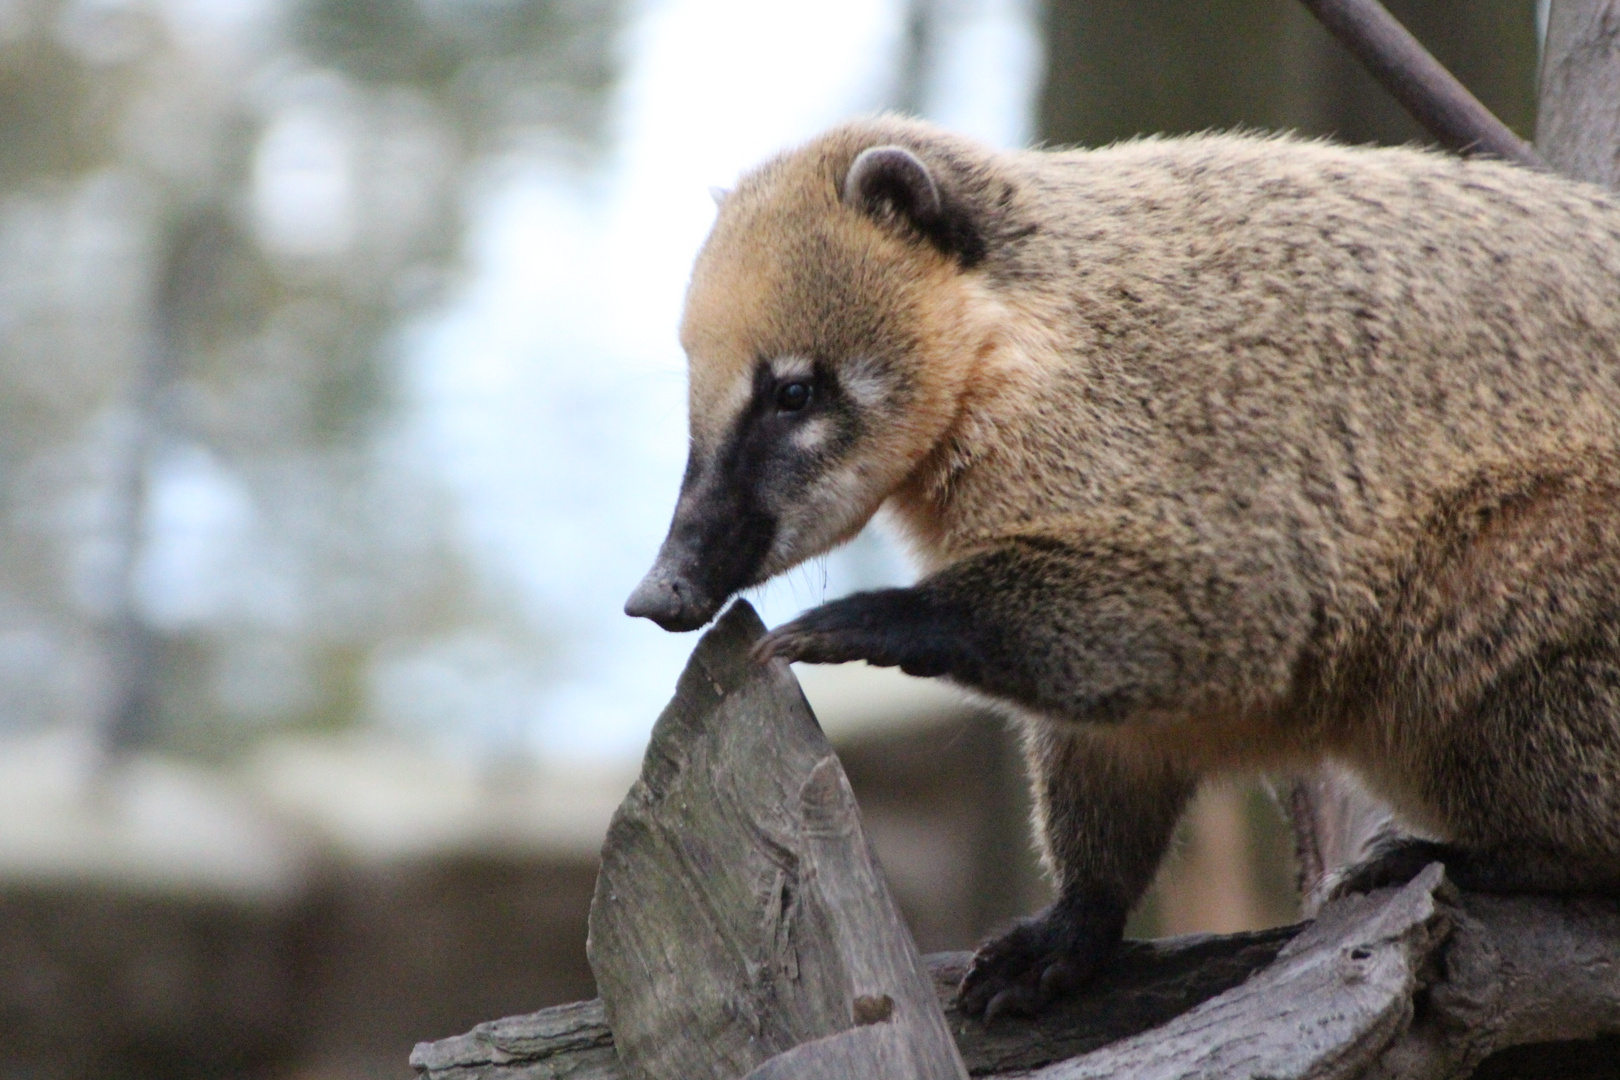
[624,573,712,632]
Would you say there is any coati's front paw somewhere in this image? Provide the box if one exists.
[957,892,1127,1023]
[755,588,973,678]
[1326,837,1454,900]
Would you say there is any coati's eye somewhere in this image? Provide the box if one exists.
[775,380,812,412]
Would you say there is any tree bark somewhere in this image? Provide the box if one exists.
[1537,0,1620,186]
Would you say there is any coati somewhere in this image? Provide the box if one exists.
[624,115,1620,1020]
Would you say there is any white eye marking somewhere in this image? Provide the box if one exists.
[768,355,814,381]
[839,355,891,410]
[791,416,834,451]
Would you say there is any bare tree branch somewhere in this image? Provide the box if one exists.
[1298,0,1545,167]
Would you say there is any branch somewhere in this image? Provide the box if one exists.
[1298,0,1545,167]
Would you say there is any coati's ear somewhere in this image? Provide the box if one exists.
[842,145,942,229]
[841,144,985,267]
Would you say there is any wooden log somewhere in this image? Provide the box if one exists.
[409,999,619,1080]
[1026,865,1450,1079]
[740,1023,927,1080]
[582,600,966,1080]
[408,927,1298,1080]
[411,871,1620,1079]
[1297,0,1544,166]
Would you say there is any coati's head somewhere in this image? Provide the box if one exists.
[626,119,1010,631]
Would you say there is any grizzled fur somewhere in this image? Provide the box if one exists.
[627,115,1620,1020]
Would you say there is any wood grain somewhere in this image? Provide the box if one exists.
[583,601,965,1080]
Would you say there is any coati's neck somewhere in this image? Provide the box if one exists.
[885,281,1068,568]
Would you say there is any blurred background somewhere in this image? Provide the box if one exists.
[0,1,1541,1077]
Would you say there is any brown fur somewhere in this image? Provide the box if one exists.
[635,114,1620,1013]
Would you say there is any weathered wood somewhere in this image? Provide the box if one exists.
[409,928,1299,1080]
[1298,0,1544,166]
[409,999,619,1080]
[583,600,965,1080]
[1364,889,1620,1079]
[740,1023,923,1080]
[1538,0,1620,188]
[1027,865,1449,1080]
[942,927,1299,1074]
[413,852,1620,1079]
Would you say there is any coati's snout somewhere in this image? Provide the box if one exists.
[625,354,860,632]
[628,132,991,631]
[625,443,778,632]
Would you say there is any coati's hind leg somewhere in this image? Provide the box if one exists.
[1335,622,1620,900]
[958,724,1196,1021]
[1328,836,1620,898]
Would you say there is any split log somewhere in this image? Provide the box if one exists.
[406,927,1298,1080]
[410,865,1620,1080]
[584,601,965,1080]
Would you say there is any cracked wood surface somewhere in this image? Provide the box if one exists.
[407,930,1298,1080]
[411,853,1620,1079]
[582,601,965,1080]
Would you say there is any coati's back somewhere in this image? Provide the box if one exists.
[920,130,1620,739]
[908,128,1620,555]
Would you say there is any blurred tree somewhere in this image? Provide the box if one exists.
[0,0,620,759]
[1038,0,1538,148]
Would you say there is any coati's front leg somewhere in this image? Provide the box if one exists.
[960,724,1196,1020]
[759,536,1230,1017]
[758,535,1231,722]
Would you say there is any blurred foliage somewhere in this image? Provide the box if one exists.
[0,0,619,756]
[1039,0,1539,149]
[296,0,618,138]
